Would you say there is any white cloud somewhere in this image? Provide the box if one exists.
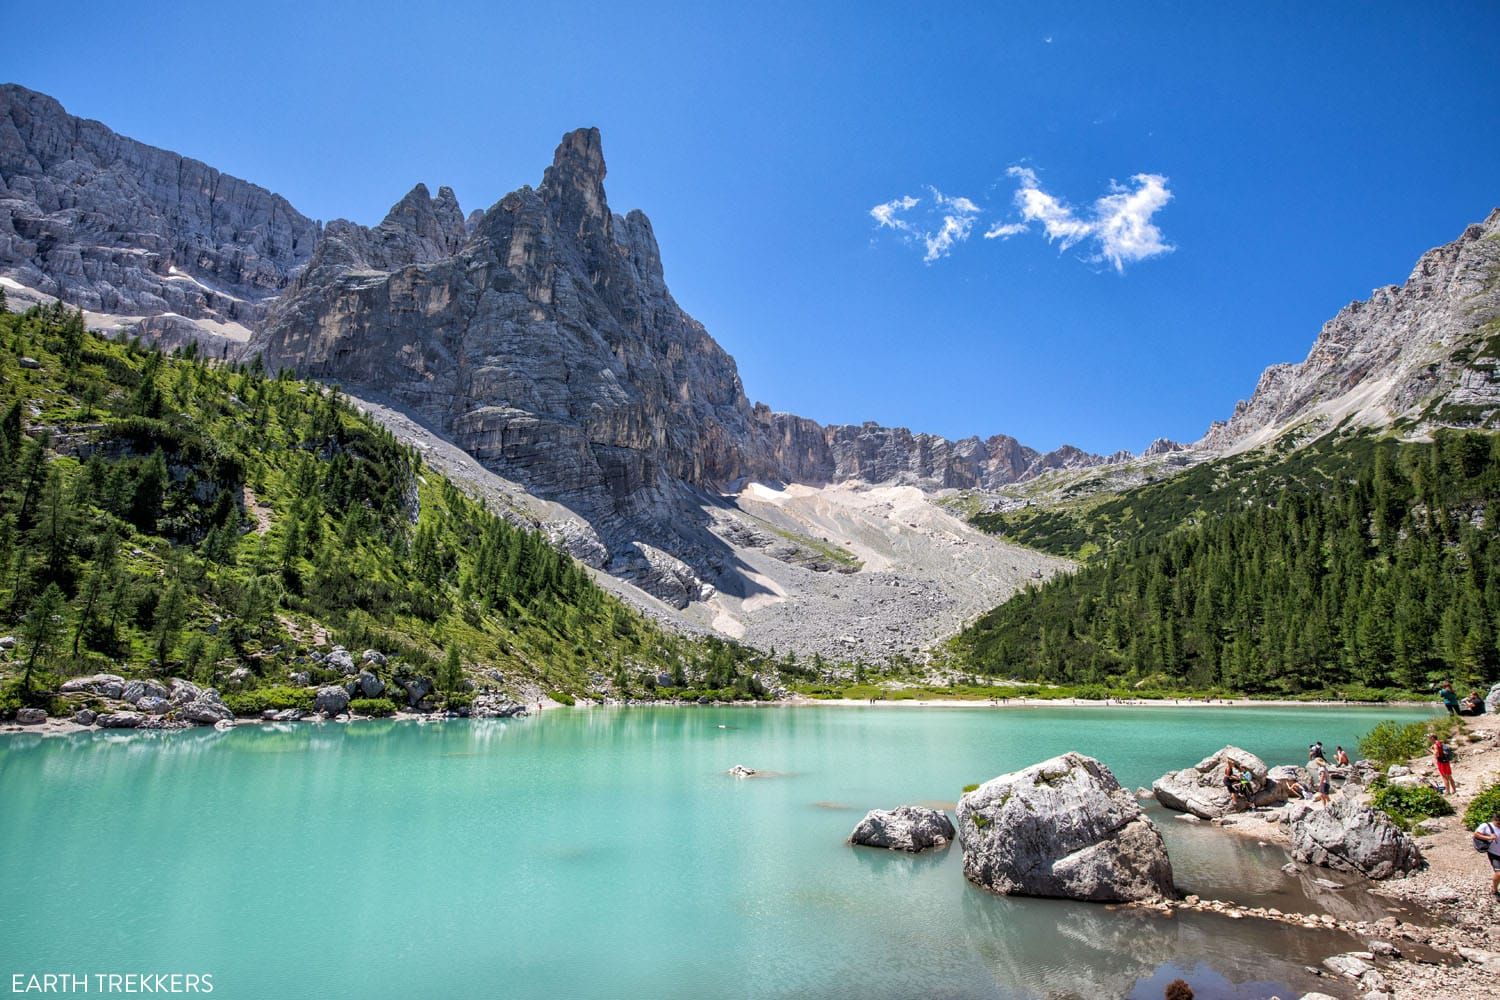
[984,221,1029,239]
[870,194,918,230]
[992,166,1174,271]
[866,189,979,263]
[922,188,980,262]
[869,166,1174,271]
[1091,173,1173,270]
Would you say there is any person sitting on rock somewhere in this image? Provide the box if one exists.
[1222,758,1245,805]
[1279,776,1309,800]
[1460,689,1484,716]
[1334,745,1350,767]
[1308,741,1327,764]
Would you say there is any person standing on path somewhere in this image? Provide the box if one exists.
[1475,811,1500,898]
[1431,733,1457,795]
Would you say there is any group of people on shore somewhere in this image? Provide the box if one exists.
[1439,679,1489,716]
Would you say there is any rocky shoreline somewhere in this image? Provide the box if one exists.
[1148,711,1500,1000]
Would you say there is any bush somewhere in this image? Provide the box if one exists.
[962,783,980,793]
[1358,720,1435,768]
[222,685,315,716]
[0,679,22,720]
[1464,782,1500,830]
[1371,781,1453,829]
[442,692,474,711]
[348,697,396,717]
[546,690,575,706]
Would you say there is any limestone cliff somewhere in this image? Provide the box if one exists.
[0,83,318,328]
[1199,209,1500,450]
[248,129,1118,601]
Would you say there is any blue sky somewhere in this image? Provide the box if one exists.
[8,2,1499,453]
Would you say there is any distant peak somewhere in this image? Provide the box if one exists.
[541,127,610,232]
[551,127,605,177]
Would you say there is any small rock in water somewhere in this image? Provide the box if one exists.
[1313,878,1344,890]
[1322,953,1374,979]
[848,805,955,852]
[727,764,757,778]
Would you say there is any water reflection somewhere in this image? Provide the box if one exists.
[959,888,1355,999]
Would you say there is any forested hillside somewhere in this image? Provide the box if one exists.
[958,431,1500,695]
[0,298,772,717]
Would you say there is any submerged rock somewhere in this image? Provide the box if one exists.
[957,752,1174,902]
[1286,798,1422,879]
[1151,746,1288,818]
[727,765,757,778]
[848,805,955,852]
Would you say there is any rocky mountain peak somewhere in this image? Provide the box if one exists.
[1198,209,1500,451]
[0,82,317,328]
[1143,438,1185,457]
[540,126,610,238]
[376,182,467,259]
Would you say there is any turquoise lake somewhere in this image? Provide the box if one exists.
[0,705,1436,999]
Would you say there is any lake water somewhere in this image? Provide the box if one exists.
[0,704,1435,999]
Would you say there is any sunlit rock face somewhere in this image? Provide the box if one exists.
[0,83,318,325]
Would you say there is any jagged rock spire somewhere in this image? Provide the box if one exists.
[540,127,610,240]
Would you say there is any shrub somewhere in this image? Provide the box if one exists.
[442,692,474,711]
[962,783,980,793]
[1358,720,1434,768]
[0,679,22,720]
[1370,782,1453,829]
[546,690,575,706]
[222,685,315,716]
[1464,781,1500,830]
[348,697,396,717]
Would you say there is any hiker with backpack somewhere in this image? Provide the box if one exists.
[1474,811,1500,898]
[1430,733,1457,795]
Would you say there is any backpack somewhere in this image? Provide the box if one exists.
[1439,743,1456,764]
[1476,823,1497,853]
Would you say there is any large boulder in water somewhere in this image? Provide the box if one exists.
[1286,798,1422,879]
[1151,746,1287,818]
[848,806,955,853]
[956,752,1175,902]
